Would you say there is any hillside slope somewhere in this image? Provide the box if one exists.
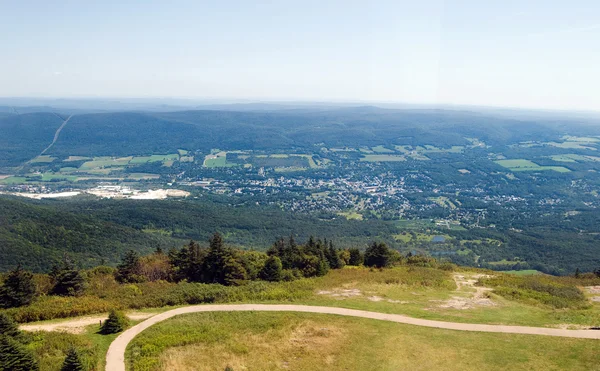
[0,112,64,168]
[41,108,592,157]
[0,197,179,272]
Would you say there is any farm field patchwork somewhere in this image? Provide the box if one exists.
[30,155,56,163]
[495,159,571,173]
[360,155,406,162]
[550,154,600,163]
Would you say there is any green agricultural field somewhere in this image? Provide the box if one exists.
[80,157,132,169]
[393,145,454,159]
[59,167,79,173]
[127,173,161,180]
[548,141,597,150]
[360,155,406,162]
[64,156,91,162]
[337,211,363,220]
[395,219,436,230]
[126,312,600,371]
[177,149,189,155]
[561,135,600,143]
[274,166,307,172]
[495,159,539,168]
[40,173,78,182]
[550,154,600,163]
[204,152,237,168]
[512,166,571,173]
[0,176,28,184]
[130,154,179,164]
[30,155,56,163]
[372,145,395,153]
[495,159,570,173]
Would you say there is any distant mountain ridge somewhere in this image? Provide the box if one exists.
[1,107,594,164]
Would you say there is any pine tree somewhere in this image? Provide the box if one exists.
[260,256,283,282]
[51,269,86,297]
[61,347,85,371]
[325,241,344,269]
[0,265,37,308]
[348,248,363,266]
[100,309,129,334]
[0,335,39,371]
[202,233,247,285]
[50,258,86,297]
[0,313,21,339]
[115,250,144,283]
[364,242,392,268]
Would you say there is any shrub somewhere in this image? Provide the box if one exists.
[479,274,589,309]
[100,309,129,334]
[280,269,297,282]
[28,330,99,371]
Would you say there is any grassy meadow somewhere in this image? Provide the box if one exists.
[126,311,600,371]
[8,266,600,370]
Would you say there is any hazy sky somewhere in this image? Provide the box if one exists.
[1,1,599,111]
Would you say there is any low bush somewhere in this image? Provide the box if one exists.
[100,309,129,334]
[478,274,589,309]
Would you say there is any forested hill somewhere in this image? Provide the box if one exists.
[0,196,399,272]
[0,197,180,272]
[37,108,600,158]
[0,112,65,167]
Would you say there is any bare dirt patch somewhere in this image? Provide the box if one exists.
[317,288,409,304]
[317,289,362,298]
[584,286,600,294]
[20,312,154,334]
[431,274,495,310]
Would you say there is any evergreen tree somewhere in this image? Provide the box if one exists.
[222,255,248,286]
[50,258,86,297]
[0,335,38,371]
[348,248,363,266]
[100,309,129,334]
[0,265,37,308]
[260,256,283,282]
[364,242,393,268]
[0,313,21,339]
[575,268,581,278]
[115,250,144,283]
[202,233,247,285]
[325,241,344,269]
[60,347,85,371]
[51,269,86,297]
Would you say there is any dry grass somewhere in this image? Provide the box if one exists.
[127,312,600,371]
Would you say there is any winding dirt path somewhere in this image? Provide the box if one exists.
[105,304,600,371]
